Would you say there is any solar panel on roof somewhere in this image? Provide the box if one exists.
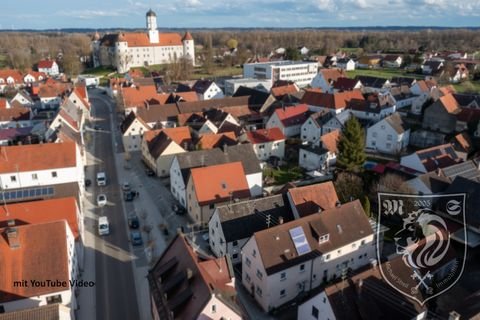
[289,226,311,255]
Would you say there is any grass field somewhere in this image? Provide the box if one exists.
[82,66,116,77]
[452,80,480,94]
[0,54,8,68]
[191,66,242,80]
[346,68,423,80]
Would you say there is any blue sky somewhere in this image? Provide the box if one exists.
[1,0,480,29]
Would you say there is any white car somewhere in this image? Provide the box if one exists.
[97,194,107,207]
[121,182,131,191]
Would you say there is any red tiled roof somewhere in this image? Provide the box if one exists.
[0,98,8,109]
[321,130,340,153]
[191,162,250,205]
[0,221,70,303]
[174,91,198,102]
[439,93,461,114]
[122,85,160,107]
[452,132,473,153]
[0,197,80,239]
[246,127,285,144]
[320,68,345,82]
[0,142,77,173]
[37,60,56,69]
[333,77,359,91]
[274,104,309,127]
[271,84,299,98]
[122,32,183,47]
[182,32,194,41]
[197,132,237,150]
[58,109,79,130]
[160,126,192,146]
[288,181,340,217]
[302,89,364,110]
[0,69,24,83]
[0,107,30,122]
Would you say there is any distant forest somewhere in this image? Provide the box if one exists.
[0,29,479,74]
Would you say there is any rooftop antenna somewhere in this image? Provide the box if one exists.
[266,214,271,228]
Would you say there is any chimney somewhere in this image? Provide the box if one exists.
[5,227,20,249]
[278,216,284,224]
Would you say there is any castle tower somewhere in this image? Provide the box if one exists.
[115,33,129,73]
[182,31,195,66]
[146,9,159,44]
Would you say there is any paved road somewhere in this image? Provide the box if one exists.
[89,92,140,320]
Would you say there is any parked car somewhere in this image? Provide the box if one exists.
[145,168,155,176]
[128,214,140,229]
[85,179,92,188]
[97,194,107,207]
[123,190,137,201]
[130,230,143,246]
[122,182,131,192]
[172,204,186,215]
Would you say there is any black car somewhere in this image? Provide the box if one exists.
[128,214,140,229]
[172,204,186,215]
[84,179,92,188]
[145,168,155,176]
[130,230,143,246]
[123,190,137,201]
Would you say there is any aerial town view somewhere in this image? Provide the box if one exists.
[1,1,480,320]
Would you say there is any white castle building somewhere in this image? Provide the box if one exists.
[91,9,195,73]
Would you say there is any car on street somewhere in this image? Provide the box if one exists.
[122,182,131,191]
[145,168,155,176]
[130,230,143,246]
[85,179,91,188]
[123,190,137,201]
[97,194,107,207]
[98,216,110,235]
[128,214,140,229]
[172,204,186,215]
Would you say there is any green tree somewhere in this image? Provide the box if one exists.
[285,47,301,61]
[361,195,371,218]
[336,117,366,172]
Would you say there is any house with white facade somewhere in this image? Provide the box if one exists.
[141,127,192,177]
[310,68,345,93]
[170,144,262,207]
[46,99,85,146]
[23,70,46,83]
[347,93,396,121]
[382,55,403,68]
[335,58,355,71]
[0,220,78,317]
[301,110,351,146]
[243,60,318,88]
[224,78,271,96]
[208,194,294,264]
[241,200,375,312]
[148,234,243,320]
[191,80,224,100]
[121,111,151,152]
[355,76,390,93]
[10,91,34,107]
[299,130,340,171]
[286,181,339,219]
[366,112,410,155]
[92,10,195,73]
[0,69,24,92]
[68,86,90,119]
[266,104,309,137]
[37,60,59,76]
[245,127,285,161]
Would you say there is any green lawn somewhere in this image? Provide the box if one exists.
[0,54,7,68]
[191,66,243,80]
[82,66,116,77]
[264,165,304,185]
[346,68,423,80]
[452,80,480,94]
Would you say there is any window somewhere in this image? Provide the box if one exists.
[252,249,256,257]
[232,240,238,247]
[245,257,251,267]
[233,253,238,259]
[280,272,286,281]
[361,240,366,246]
[10,176,16,182]
[211,304,216,314]
[300,264,305,272]
[372,132,377,138]
[51,171,57,178]
[386,143,392,149]
[325,254,330,261]
[280,289,286,297]
[32,173,38,180]
[319,234,329,243]
[352,243,357,249]
[371,140,376,146]
[381,125,385,130]
[46,294,62,304]
[256,286,262,297]
[387,134,393,141]
[256,269,263,280]
[312,306,319,319]
[245,273,251,283]
[209,203,215,209]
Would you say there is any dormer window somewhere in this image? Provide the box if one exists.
[318,234,329,244]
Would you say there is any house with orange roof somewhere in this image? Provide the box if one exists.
[450,132,474,160]
[423,93,461,133]
[266,104,309,137]
[121,111,152,151]
[10,91,33,107]
[241,199,375,312]
[0,107,32,129]
[92,10,195,73]
[192,79,224,100]
[37,59,59,76]
[120,84,162,114]
[141,126,192,177]
[310,68,346,93]
[270,82,299,99]
[186,161,251,225]
[196,132,237,150]
[301,89,364,115]
[366,112,410,155]
[299,130,341,172]
[0,220,78,315]
[23,70,47,83]
[0,69,24,92]
[287,181,340,218]
[0,142,84,196]
[0,98,11,109]
[245,127,285,161]
[148,234,243,319]
[301,110,351,146]
[37,80,71,108]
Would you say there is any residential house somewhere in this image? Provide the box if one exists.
[135,103,179,129]
[208,194,294,264]
[441,160,480,183]
[37,80,70,109]
[120,85,162,114]
[299,130,340,171]
[423,93,461,133]
[0,304,71,320]
[37,60,60,76]
[192,79,224,100]
[0,69,24,91]
[347,94,396,121]
[0,142,84,198]
[186,162,251,226]
[241,200,375,312]
[301,110,351,146]
[410,80,436,115]
[121,111,151,152]
[224,79,272,96]
[310,68,345,93]
[0,221,78,316]
[148,234,242,320]
[68,86,90,119]
[404,171,451,195]
[0,98,11,110]
[447,63,469,83]
[382,55,403,68]
[10,91,34,107]
[142,126,192,177]
[23,70,46,83]
[298,260,427,320]
[409,129,446,149]
[0,108,32,129]
[451,132,474,160]
[355,76,390,93]
[356,55,382,69]
[266,105,309,137]
[0,127,34,146]
[270,82,299,100]
[366,113,410,155]
[245,127,285,161]
[298,46,309,55]
[301,90,364,115]
[169,144,262,206]
[335,58,355,71]
[332,77,362,92]
[391,77,416,87]
[196,132,237,150]
[400,143,462,173]
[286,181,339,218]
[422,60,444,75]
[178,109,242,136]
